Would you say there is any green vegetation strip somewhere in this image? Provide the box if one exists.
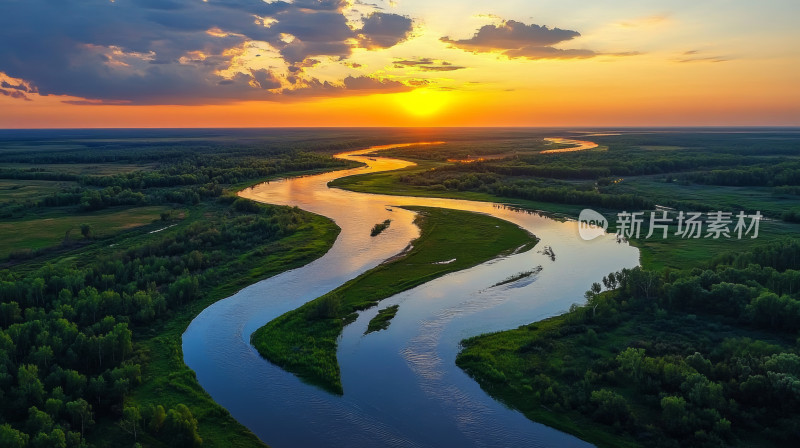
[365,305,400,334]
[370,219,391,237]
[251,206,537,394]
[490,266,542,288]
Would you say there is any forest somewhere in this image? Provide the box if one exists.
[2,128,800,447]
[457,240,800,448]
[0,130,358,447]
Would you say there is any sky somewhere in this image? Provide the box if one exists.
[0,0,798,127]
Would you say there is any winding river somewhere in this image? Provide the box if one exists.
[182,143,639,448]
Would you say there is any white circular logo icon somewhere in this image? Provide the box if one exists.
[578,209,608,241]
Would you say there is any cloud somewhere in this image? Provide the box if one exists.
[0,0,414,105]
[0,74,38,101]
[251,69,282,90]
[675,50,729,63]
[280,75,411,98]
[393,57,467,71]
[357,13,414,49]
[441,19,600,60]
[0,88,31,101]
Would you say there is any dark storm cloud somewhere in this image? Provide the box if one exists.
[441,20,597,60]
[357,13,414,49]
[393,58,466,71]
[251,69,282,90]
[1,80,38,94]
[0,88,31,101]
[0,0,414,104]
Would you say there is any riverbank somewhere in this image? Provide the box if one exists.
[83,200,341,448]
[251,206,538,394]
[457,242,800,448]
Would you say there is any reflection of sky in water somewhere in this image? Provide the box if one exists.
[184,143,639,448]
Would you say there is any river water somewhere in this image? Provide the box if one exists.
[182,143,639,448]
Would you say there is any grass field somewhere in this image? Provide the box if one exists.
[0,179,78,201]
[629,220,800,271]
[0,205,173,259]
[251,206,538,394]
[606,176,800,218]
[0,162,155,175]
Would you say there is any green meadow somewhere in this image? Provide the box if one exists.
[0,206,173,259]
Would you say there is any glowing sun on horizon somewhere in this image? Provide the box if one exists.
[395,89,450,117]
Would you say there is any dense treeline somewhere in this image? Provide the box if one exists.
[458,239,800,447]
[399,148,776,181]
[0,199,317,447]
[677,163,800,187]
[390,132,800,220]
[0,152,351,219]
[400,169,654,210]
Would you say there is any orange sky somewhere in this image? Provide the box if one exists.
[1,0,798,127]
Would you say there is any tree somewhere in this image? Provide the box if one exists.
[44,398,63,418]
[62,229,74,247]
[26,406,53,437]
[164,404,202,447]
[88,376,105,406]
[148,405,166,433]
[31,346,54,369]
[65,398,93,437]
[80,224,92,239]
[309,293,340,320]
[661,396,689,435]
[31,428,66,448]
[0,423,29,448]
[0,302,22,327]
[17,364,45,406]
[617,347,646,382]
[590,389,631,426]
[119,406,141,442]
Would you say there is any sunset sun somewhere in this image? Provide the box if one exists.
[396,89,450,118]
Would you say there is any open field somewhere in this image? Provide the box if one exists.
[0,162,156,175]
[605,176,800,219]
[0,205,172,259]
[0,179,78,201]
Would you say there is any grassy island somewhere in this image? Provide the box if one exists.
[251,206,537,394]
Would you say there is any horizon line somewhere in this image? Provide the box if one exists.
[1,125,799,131]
